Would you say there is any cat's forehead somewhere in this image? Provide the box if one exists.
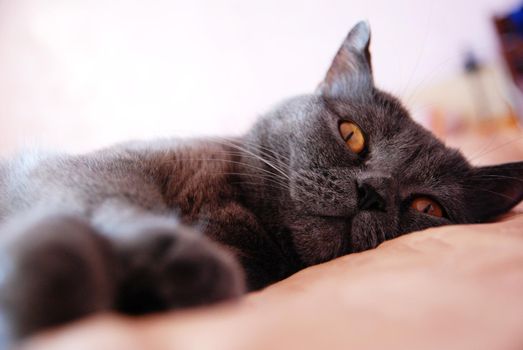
[312,92,471,183]
[322,90,410,132]
[372,134,469,182]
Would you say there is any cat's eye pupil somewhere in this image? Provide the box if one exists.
[339,122,365,154]
[344,131,355,142]
[411,197,443,218]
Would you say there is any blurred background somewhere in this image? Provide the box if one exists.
[0,0,522,159]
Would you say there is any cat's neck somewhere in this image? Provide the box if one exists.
[138,139,241,220]
[142,138,298,287]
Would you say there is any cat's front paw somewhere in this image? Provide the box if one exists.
[114,225,245,314]
[0,215,116,341]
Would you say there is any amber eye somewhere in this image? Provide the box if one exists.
[410,197,443,218]
[339,121,365,154]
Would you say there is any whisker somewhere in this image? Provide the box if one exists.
[217,136,293,163]
[460,185,518,201]
[400,0,434,99]
[208,138,292,181]
[169,156,291,183]
[210,137,291,167]
[220,172,294,192]
[214,136,315,186]
[468,135,523,163]
[469,174,523,183]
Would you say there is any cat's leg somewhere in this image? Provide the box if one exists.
[0,211,116,342]
[0,202,245,342]
[91,200,245,315]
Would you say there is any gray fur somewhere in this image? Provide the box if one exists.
[0,22,522,344]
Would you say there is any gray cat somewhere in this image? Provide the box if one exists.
[1,22,522,343]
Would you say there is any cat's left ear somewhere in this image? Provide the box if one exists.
[466,162,523,221]
[317,21,374,99]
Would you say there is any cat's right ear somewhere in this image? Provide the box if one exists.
[465,161,523,221]
[317,21,374,99]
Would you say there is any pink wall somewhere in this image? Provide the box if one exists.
[0,0,519,154]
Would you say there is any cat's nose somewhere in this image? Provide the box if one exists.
[357,181,386,212]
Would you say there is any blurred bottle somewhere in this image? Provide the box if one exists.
[494,4,523,125]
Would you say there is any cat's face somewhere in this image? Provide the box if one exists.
[242,22,523,267]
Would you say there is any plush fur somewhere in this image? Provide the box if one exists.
[0,22,522,343]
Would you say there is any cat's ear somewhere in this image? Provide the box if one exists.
[465,162,523,221]
[317,21,374,99]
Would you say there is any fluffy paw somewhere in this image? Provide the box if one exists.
[0,215,115,341]
[114,225,245,314]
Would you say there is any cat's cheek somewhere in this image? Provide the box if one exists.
[288,168,359,218]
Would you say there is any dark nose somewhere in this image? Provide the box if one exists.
[357,182,386,212]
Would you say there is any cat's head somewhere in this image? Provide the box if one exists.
[240,22,523,266]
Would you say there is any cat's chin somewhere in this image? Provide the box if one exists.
[349,211,391,253]
[286,215,351,266]
[285,207,398,265]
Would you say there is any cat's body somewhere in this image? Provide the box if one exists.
[0,139,293,288]
[1,22,523,344]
